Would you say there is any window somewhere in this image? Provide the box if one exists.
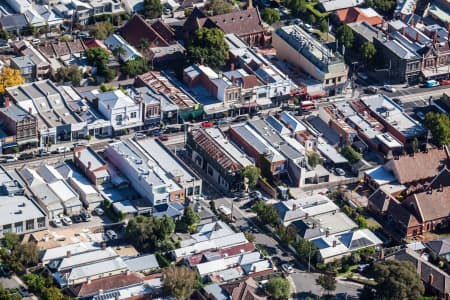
[207,166,213,176]
[15,222,23,233]
[258,93,267,99]
[3,224,11,233]
[37,217,45,228]
[338,77,342,82]
[130,112,137,119]
[115,115,122,123]
[26,219,34,230]
[187,187,193,196]
[326,79,330,84]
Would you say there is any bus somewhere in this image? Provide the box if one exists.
[300,100,316,111]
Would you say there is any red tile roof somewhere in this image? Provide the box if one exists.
[335,7,384,26]
[70,273,143,297]
[241,75,262,89]
[120,14,172,49]
[403,186,450,223]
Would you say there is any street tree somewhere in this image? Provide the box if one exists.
[121,58,150,76]
[205,0,233,15]
[42,287,65,300]
[372,260,424,300]
[295,238,319,266]
[261,8,280,25]
[320,19,329,33]
[425,112,450,147]
[288,0,307,16]
[336,25,354,49]
[0,67,24,94]
[308,14,316,25]
[177,206,200,233]
[316,274,337,296]
[143,0,162,18]
[265,277,291,300]
[360,41,376,62]
[276,224,297,245]
[252,202,278,226]
[24,273,46,292]
[162,266,197,300]
[411,137,419,153]
[241,165,261,189]
[365,0,396,13]
[3,232,19,250]
[187,28,229,69]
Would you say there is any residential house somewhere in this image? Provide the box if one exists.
[14,40,51,80]
[10,56,36,83]
[273,25,348,95]
[0,165,24,196]
[34,5,64,29]
[0,15,28,34]
[73,146,110,185]
[104,34,142,62]
[427,237,450,261]
[348,20,382,45]
[292,212,357,240]
[0,99,38,151]
[199,278,266,300]
[279,111,318,152]
[426,0,450,26]
[187,127,252,192]
[335,7,384,26]
[124,254,160,273]
[318,104,358,144]
[183,8,268,47]
[318,0,364,12]
[40,242,101,265]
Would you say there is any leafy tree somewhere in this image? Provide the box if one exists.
[24,273,46,292]
[126,215,175,253]
[320,19,329,33]
[252,202,278,226]
[372,260,424,300]
[205,0,233,16]
[42,287,65,300]
[425,112,450,147]
[341,145,362,163]
[261,8,280,25]
[187,28,229,69]
[276,224,297,245]
[143,0,162,19]
[121,58,150,76]
[288,0,307,16]
[366,0,396,13]
[86,47,110,68]
[18,242,39,266]
[112,45,126,58]
[316,274,337,295]
[265,277,291,300]
[3,232,19,250]
[89,21,114,40]
[355,215,368,228]
[177,206,200,233]
[412,137,419,153]
[308,14,316,25]
[0,284,20,300]
[360,41,376,62]
[56,65,83,86]
[244,232,256,243]
[307,152,323,168]
[0,67,24,94]
[162,266,196,300]
[295,239,319,266]
[101,67,117,82]
[241,165,261,189]
[336,25,354,49]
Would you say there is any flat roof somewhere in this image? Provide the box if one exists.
[0,195,45,226]
[317,140,348,164]
[365,165,396,185]
[55,247,118,271]
[68,257,128,281]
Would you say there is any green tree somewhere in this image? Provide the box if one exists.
[412,137,419,153]
[307,152,323,168]
[18,242,39,266]
[177,207,200,233]
[0,284,20,300]
[372,260,425,300]
[341,145,362,163]
[360,41,376,62]
[56,65,83,86]
[320,19,329,33]
[86,47,110,68]
[425,112,450,147]
[308,14,316,25]
[3,232,19,250]
[187,28,229,69]
[336,25,354,49]
[42,287,65,300]
[295,239,319,266]
[244,232,256,243]
[261,8,280,25]
[316,274,337,296]
[276,224,297,245]
[112,45,126,58]
[366,0,396,13]
[241,165,261,189]
[143,0,162,18]
[355,215,368,228]
[288,0,307,16]
[265,277,291,300]
[252,202,278,226]
[162,266,196,300]
[139,38,150,51]
[24,273,46,292]
[89,21,114,40]
[205,0,233,16]
[126,215,175,252]
[121,58,150,76]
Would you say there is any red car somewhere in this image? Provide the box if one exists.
[201,121,213,128]
[158,135,169,141]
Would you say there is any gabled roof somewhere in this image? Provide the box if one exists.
[336,7,383,25]
[427,237,450,256]
[387,199,420,228]
[120,14,172,49]
[368,188,392,213]
[403,186,450,223]
[70,272,143,297]
[221,278,266,300]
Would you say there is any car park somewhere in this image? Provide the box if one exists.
[94,207,104,216]
[106,229,118,240]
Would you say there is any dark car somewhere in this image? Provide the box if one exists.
[72,215,82,223]
[234,115,249,123]
[158,135,169,141]
[0,265,12,277]
[18,152,34,160]
[392,98,404,107]
[80,211,91,222]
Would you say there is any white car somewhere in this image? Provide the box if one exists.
[56,146,70,153]
[335,168,346,176]
[94,207,104,216]
[281,264,294,274]
[106,229,117,240]
[303,23,314,33]
[383,85,397,93]
[134,132,146,140]
[61,215,73,225]
[52,217,62,227]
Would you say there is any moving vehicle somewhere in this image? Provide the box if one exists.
[383,85,397,93]
[300,100,316,111]
[281,263,294,274]
[425,80,440,88]
[94,207,104,216]
[106,229,118,240]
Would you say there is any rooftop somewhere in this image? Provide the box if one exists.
[41,242,100,263]
[67,257,128,282]
[274,195,339,223]
[0,195,45,227]
[124,254,159,272]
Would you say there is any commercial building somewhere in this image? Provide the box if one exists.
[73,146,110,186]
[273,25,348,95]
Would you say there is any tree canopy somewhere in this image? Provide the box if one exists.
[143,0,162,18]
[307,152,323,168]
[121,58,150,76]
[372,260,424,300]
[0,233,39,273]
[241,165,261,189]
[56,65,83,86]
[187,28,229,69]
[41,287,65,300]
[360,41,376,62]
[86,47,116,82]
[287,0,307,16]
[261,8,280,25]
[252,202,279,226]
[425,112,450,147]
[295,238,319,266]
[205,0,233,16]
[341,145,362,164]
[336,25,354,49]
[162,266,197,300]
[126,215,175,253]
[89,21,114,40]
[0,67,24,94]
[177,206,200,233]
[316,274,337,295]
[265,277,291,300]
[365,0,396,13]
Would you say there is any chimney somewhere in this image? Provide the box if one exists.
[101,242,106,250]
[77,151,81,158]
[107,104,111,110]
[292,203,296,211]
[433,32,437,45]
[332,240,337,247]
[326,230,330,237]
[230,63,235,71]
[4,96,10,108]
[88,161,92,169]
[66,250,71,258]
[252,265,256,273]
[439,184,443,192]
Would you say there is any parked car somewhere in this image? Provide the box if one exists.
[158,135,169,141]
[18,152,34,160]
[52,217,63,227]
[80,210,91,222]
[335,168,346,176]
[31,38,40,45]
[392,98,403,107]
[365,86,378,94]
[72,215,82,223]
[424,80,440,88]
[106,229,118,240]
[1,156,17,163]
[357,264,370,272]
[134,132,146,140]
[249,191,262,199]
[383,85,397,93]
[61,215,73,225]
[417,111,425,121]
[36,148,50,156]
[77,31,90,38]
[55,146,71,153]
[357,73,369,81]
[94,207,104,216]
[0,265,12,277]
[302,23,314,33]
[201,121,213,128]
[16,286,29,297]
[281,263,294,274]
[234,115,249,122]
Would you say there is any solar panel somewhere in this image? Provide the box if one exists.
[93,291,120,300]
